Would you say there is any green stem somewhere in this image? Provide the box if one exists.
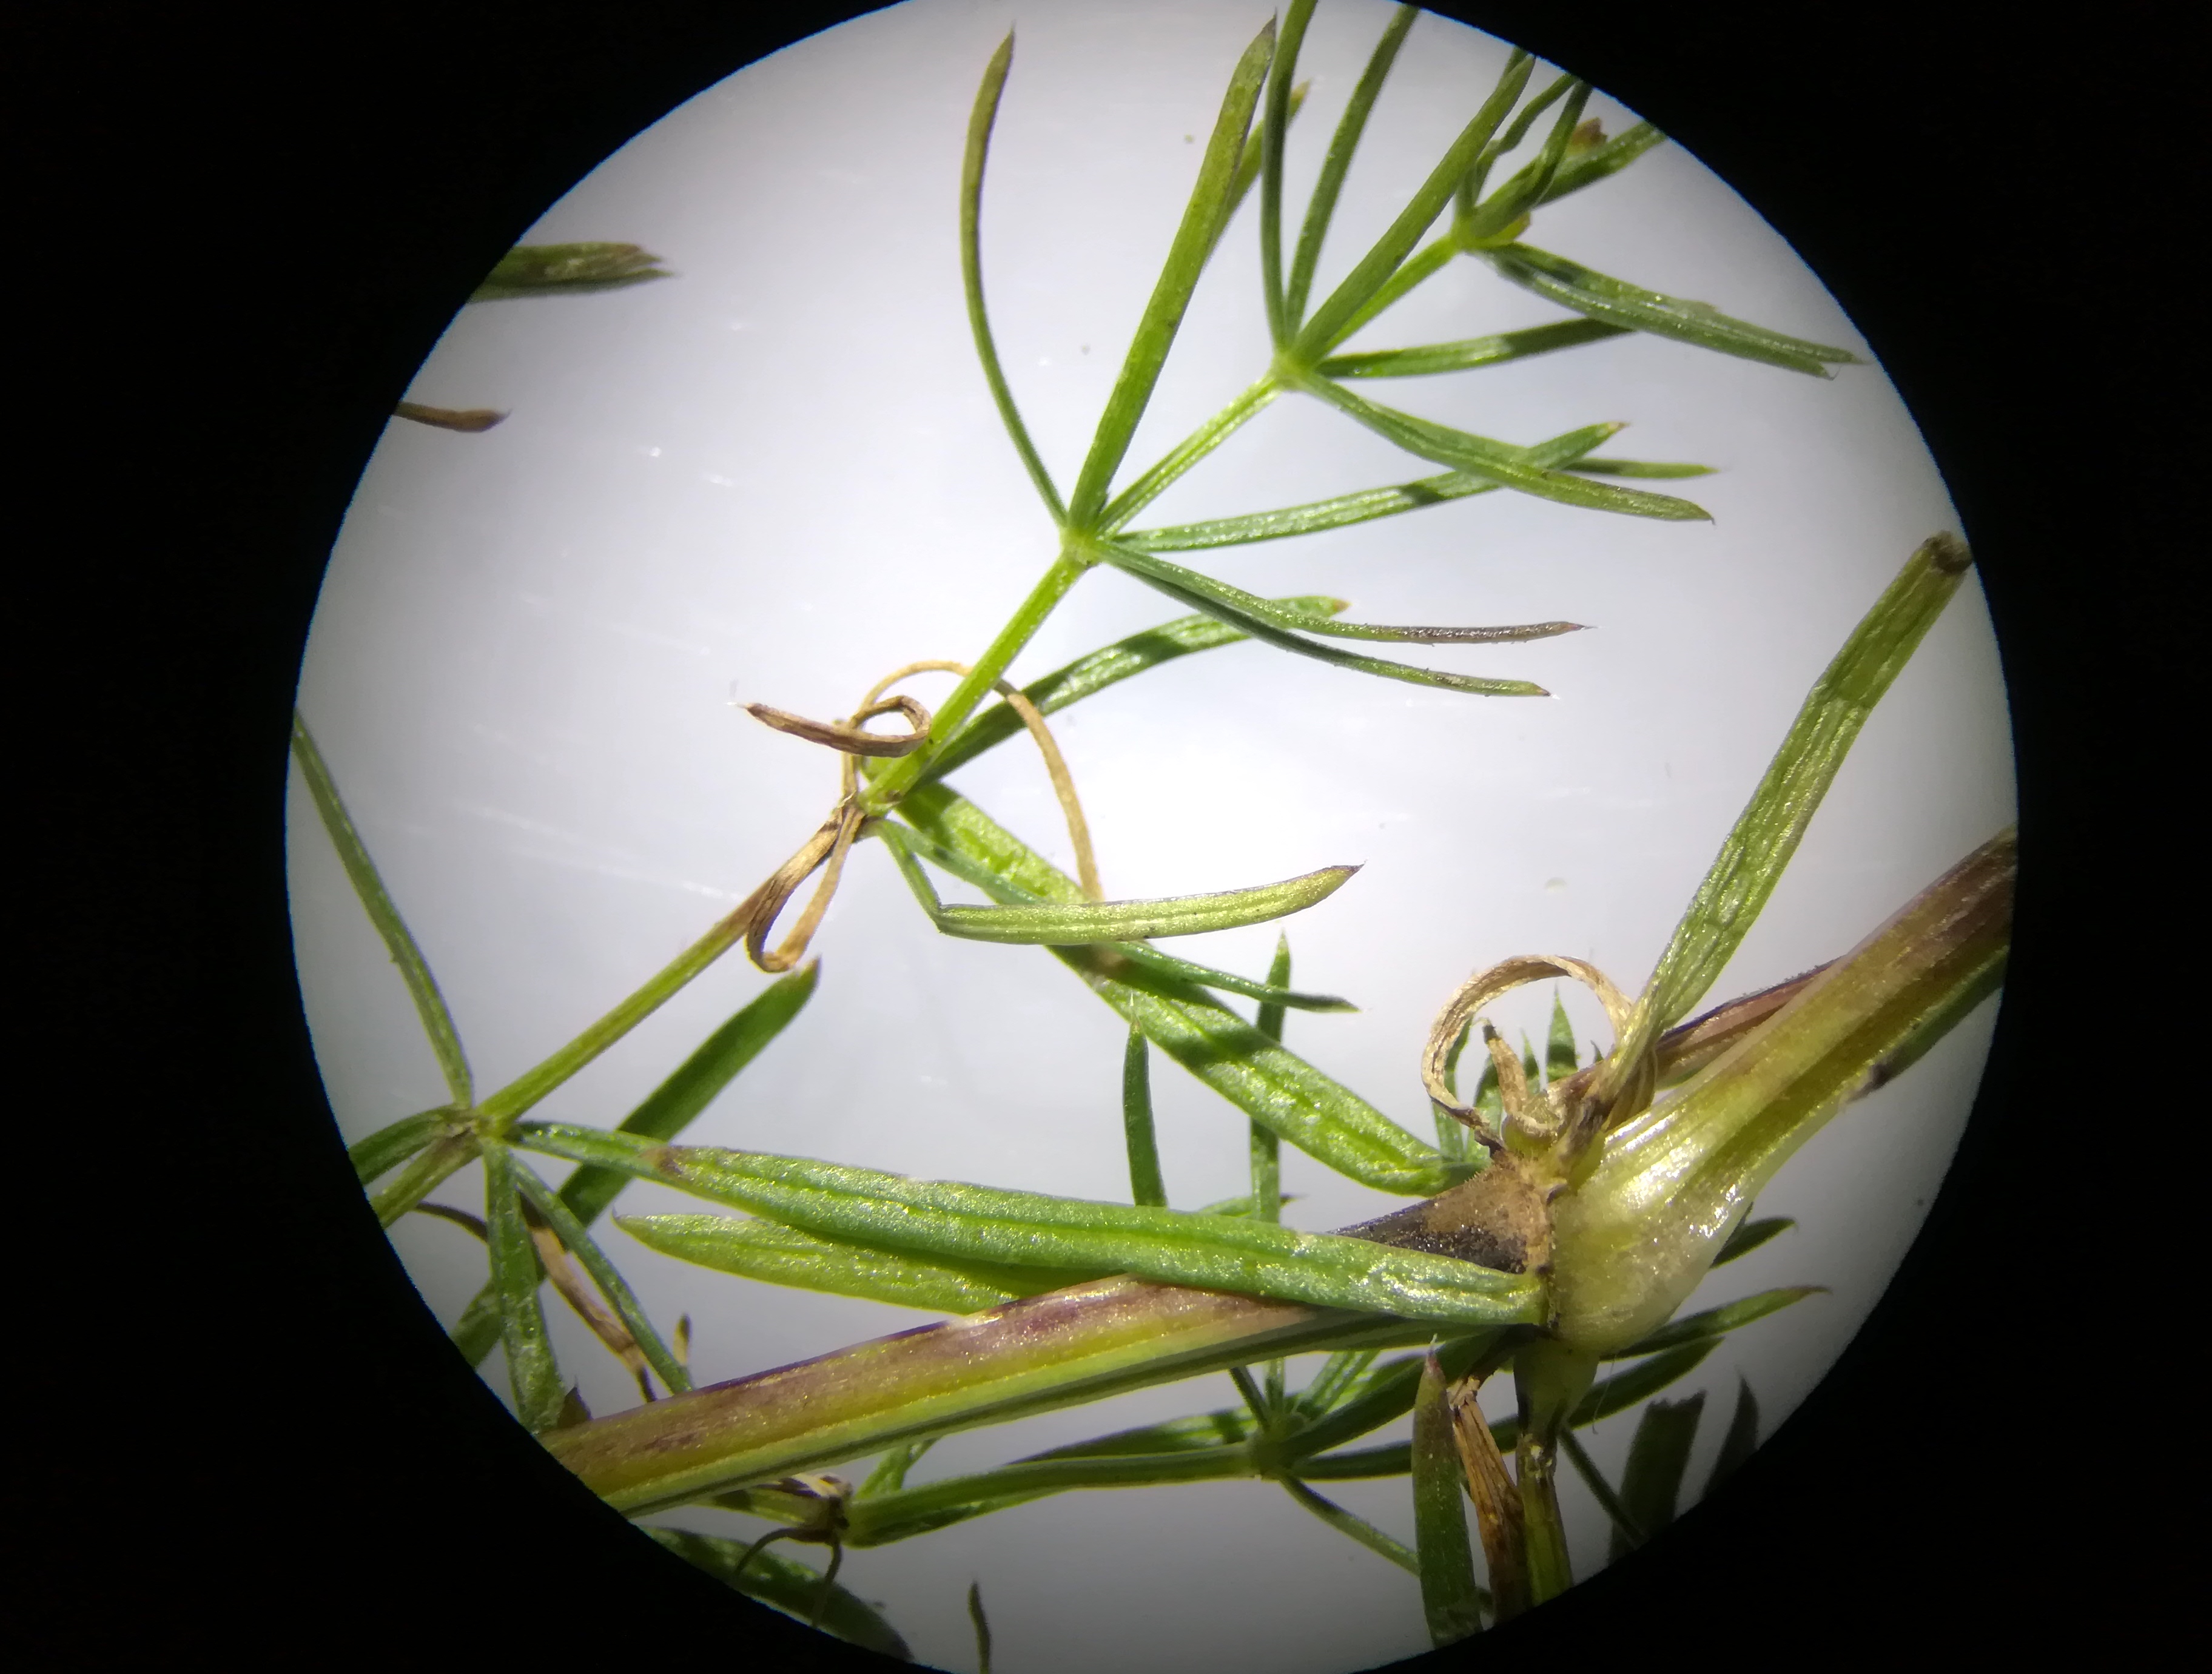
[474,900,753,1127]
[1100,376,1280,534]
[861,550,1090,811]
[1513,1339,1597,1606]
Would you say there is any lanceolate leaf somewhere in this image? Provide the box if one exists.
[449,964,818,1366]
[469,241,668,300]
[1414,1352,1484,1644]
[895,782,1453,1193]
[1481,243,1857,375]
[619,1212,1096,1314]
[881,819,1354,1011]
[1120,422,1619,552]
[1069,21,1276,525]
[514,1123,1542,1329]
[510,1158,693,1396]
[1712,1215,1796,1266]
[348,1108,448,1186]
[1538,120,1666,204]
[1096,538,1581,646]
[1302,377,1709,520]
[482,1143,565,1433]
[881,821,1357,944]
[1285,2,1419,329]
[1317,318,1627,379]
[1608,1393,1706,1564]
[1614,534,1977,1067]
[1089,539,1551,698]
[920,599,1347,782]
[291,713,473,1108]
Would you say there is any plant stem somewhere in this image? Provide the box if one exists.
[861,550,1090,811]
[473,899,755,1128]
[1512,1338,1597,1606]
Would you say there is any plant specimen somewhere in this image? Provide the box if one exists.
[295,3,2012,1666]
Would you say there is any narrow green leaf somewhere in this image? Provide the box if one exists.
[861,1439,933,1498]
[1487,1340,1719,1454]
[881,821,1357,944]
[645,1528,913,1661]
[1609,1393,1706,1564]
[1296,1348,1382,1419]
[1473,71,1573,192]
[1023,1407,1256,1463]
[1567,457,1715,479]
[482,1142,565,1432]
[619,1212,1094,1314]
[1607,1287,1823,1361]
[921,598,1346,783]
[1293,50,1532,361]
[1211,82,1308,271]
[896,782,1454,1194]
[1712,1215,1796,1267]
[968,1582,992,1674]
[961,33,1066,523]
[469,241,668,300]
[1093,541,1551,698]
[1616,534,1975,1064]
[520,1123,1542,1329]
[509,1158,692,1395]
[1251,933,1289,1228]
[291,712,472,1106]
[1537,120,1666,204]
[1257,0,1318,346]
[451,964,818,1366]
[1097,537,1581,645]
[1283,1335,1497,1462]
[370,1132,477,1228]
[349,1108,448,1186]
[1301,376,1709,520]
[1069,21,1276,526]
[1560,1428,1644,1551]
[1704,1377,1760,1499]
[1285,4,1419,331]
[1414,1352,1484,1644]
[1460,81,1591,245]
[1282,1479,1421,1575]
[1320,234,1454,354]
[1545,991,1578,1085]
[1119,422,1619,552]
[1318,317,1628,379]
[1098,378,1282,535]
[1481,242,1857,374]
[850,1445,1262,1548]
[1123,1027,1168,1208]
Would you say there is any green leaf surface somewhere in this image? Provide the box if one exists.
[645,1528,912,1660]
[1097,537,1579,645]
[1619,534,1975,1059]
[1302,377,1709,520]
[482,1143,565,1432]
[1256,0,1317,345]
[1293,49,1532,360]
[880,821,1353,1010]
[518,1124,1541,1329]
[921,599,1346,782]
[469,241,668,300]
[1285,3,1419,329]
[1459,79,1590,244]
[1414,1352,1484,1644]
[450,964,817,1366]
[1608,1286,1821,1360]
[619,1212,1094,1314]
[1546,992,1579,1084]
[882,821,1357,944]
[1317,317,1627,378]
[291,713,473,1106]
[1123,1027,1169,1208]
[1609,1393,1706,1563]
[1566,457,1715,479]
[1537,121,1666,204]
[1070,21,1276,525]
[1712,1215,1796,1267]
[896,782,1453,1194]
[961,34,1066,523]
[1285,1479,1420,1574]
[1481,243,1857,374]
[510,1158,693,1395]
[348,1108,448,1186]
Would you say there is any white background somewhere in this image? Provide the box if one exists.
[287,2,2015,1668]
